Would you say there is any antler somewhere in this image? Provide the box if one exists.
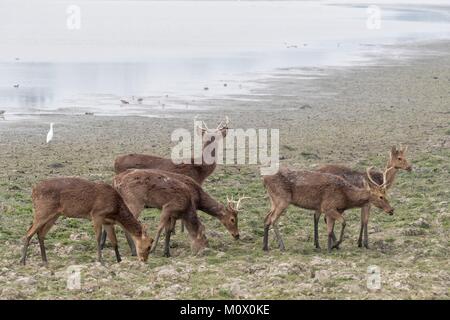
[226,194,250,211]
[217,116,230,130]
[366,166,394,189]
[235,194,250,211]
[381,166,395,189]
[366,167,380,187]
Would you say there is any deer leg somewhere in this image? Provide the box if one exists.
[170,218,177,235]
[326,217,335,253]
[273,221,285,251]
[124,231,137,256]
[100,229,107,250]
[263,209,274,251]
[150,224,164,254]
[163,220,174,258]
[313,211,321,249]
[37,216,58,265]
[331,217,346,249]
[20,215,54,265]
[104,225,121,263]
[362,204,371,249]
[325,210,345,252]
[92,220,104,264]
[181,221,185,233]
[263,200,288,251]
[150,206,171,254]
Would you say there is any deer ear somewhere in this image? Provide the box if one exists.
[391,146,398,155]
[402,145,408,153]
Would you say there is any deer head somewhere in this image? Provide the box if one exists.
[134,224,153,262]
[388,145,412,171]
[365,167,395,215]
[196,116,229,149]
[219,195,250,240]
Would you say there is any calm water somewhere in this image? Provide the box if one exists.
[0,1,449,117]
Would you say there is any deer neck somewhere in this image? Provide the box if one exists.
[198,190,225,219]
[346,187,370,208]
[384,161,398,189]
[116,203,143,238]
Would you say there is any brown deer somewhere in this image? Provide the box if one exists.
[113,117,229,184]
[262,167,394,252]
[20,177,153,265]
[316,145,411,248]
[113,169,248,257]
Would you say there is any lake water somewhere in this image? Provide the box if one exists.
[0,0,449,117]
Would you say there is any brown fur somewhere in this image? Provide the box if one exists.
[113,169,246,257]
[20,177,153,265]
[262,167,394,252]
[316,145,411,248]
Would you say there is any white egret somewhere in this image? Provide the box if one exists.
[46,123,54,143]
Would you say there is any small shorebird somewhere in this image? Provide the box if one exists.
[137,97,143,103]
[120,99,129,104]
[46,123,54,143]
[0,110,5,115]
[13,84,19,88]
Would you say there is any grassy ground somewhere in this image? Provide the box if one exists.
[0,42,449,299]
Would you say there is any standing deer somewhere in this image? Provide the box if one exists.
[316,145,411,248]
[20,177,153,265]
[262,167,394,252]
[113,117,229,183]
[113,169,248,257]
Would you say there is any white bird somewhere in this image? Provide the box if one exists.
[46,123,54,143]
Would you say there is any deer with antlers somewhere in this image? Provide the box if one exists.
[316,145,411,248]
[112,169,249,257]
[113,117,229,184]
[20,177,153,265]
[262,167,394,252]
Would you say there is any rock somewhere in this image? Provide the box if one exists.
[216,252,226,258]
[166,284,184,295]
[155,265,189,281]
[314,270,331,283]
[15,276,36,286]
[412,218,430,228]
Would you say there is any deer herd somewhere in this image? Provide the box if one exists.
[20,118,412,265]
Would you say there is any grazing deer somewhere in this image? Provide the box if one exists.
[113,117,229,184]
[113,169,248,257]
[103,118,229,248]
[20,177,153,265]
[262,167,394,252]
[316,145,411,248]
